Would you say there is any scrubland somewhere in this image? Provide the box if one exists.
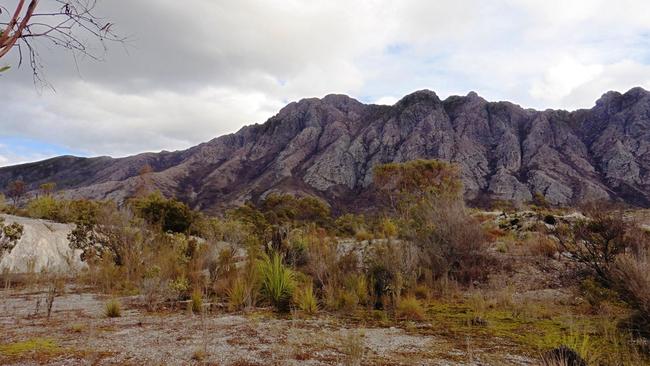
[1,160,649,365]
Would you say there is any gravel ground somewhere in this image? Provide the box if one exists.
[0,288,537,365]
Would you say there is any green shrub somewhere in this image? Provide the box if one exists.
[335,214,366,237]
[169,276,190,300]
[105,299,122,318]
[131,192,195,233]
[396,296,425,321]
[258,253,295,312]
[26,196,61,221]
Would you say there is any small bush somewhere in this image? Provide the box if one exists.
[294,284,318,314]
[190,290,203,314]
[354,229,373,242]
[338,290,359,313]
[191,348,207,361]
[396,296,425,321]
[530,236,557,258]
[105,299,122,318]
[413,285,430,300]
[258,252,295,312]
[610,246,650,337]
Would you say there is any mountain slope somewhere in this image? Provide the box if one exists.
[2,88,649,211]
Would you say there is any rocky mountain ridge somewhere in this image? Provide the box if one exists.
[1,87,649,211]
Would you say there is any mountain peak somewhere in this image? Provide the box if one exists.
[396,89,441,106]
[2,87,650,210]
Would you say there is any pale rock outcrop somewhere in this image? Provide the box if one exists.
[0,215,83,273]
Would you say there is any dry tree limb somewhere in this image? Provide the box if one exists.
[0,0,125,85]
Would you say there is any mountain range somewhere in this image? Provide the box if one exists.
[1,87,649,212]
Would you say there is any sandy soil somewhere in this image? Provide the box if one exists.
[0,288,538,366]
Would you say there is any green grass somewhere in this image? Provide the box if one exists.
[417,298,647,365]
[0,338,60,357]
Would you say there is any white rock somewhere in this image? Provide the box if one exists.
[0,214,85,273]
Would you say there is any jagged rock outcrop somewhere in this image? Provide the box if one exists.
[1,87,649,211]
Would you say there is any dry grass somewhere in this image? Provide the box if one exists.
[105,299,121,318]
[397,296,425,321]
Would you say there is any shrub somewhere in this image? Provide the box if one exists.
[553,211,630,284]
[335,214,366,237]
[610,245,650,337]
[377,218,398,238]
[530,236,557,258]
[258,193,332,227]
[258,252,295,312]
[337,290,359,313]
[26,196,61,221]
[354,229,373,242]
[373,160,490,284]
[191,348,207,361]
[105,299,122,318]
[413,285,430,300]
[345,274,369,306]
[294,283,318,314]
[396,296,425,321]
[169,276,190,300]
[0,217,23,257]
[131,192,195,233]
[579,277,618,310]
[190,290,203,314]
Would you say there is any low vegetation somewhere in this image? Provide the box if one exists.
[1,160,649,364]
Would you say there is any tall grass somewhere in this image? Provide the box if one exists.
[294,283,318,315]
[258,252,295,312]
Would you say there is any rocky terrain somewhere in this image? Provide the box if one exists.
[1,87,649,212]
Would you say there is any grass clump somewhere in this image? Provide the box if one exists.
[396,296,425,321]
[191,348,207,361]
[258,252,295,312]
[341,331,365,366]
[105,299,122,318]
[190,290,203,314]
[294,283,318,315]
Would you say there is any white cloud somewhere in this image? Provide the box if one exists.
[531,58,604,107]
[373,96,399,105]
[1,0,650,163]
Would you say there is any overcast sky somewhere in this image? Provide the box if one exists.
[1,0,650,166]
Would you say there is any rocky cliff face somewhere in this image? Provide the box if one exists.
[1,87,649,211]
